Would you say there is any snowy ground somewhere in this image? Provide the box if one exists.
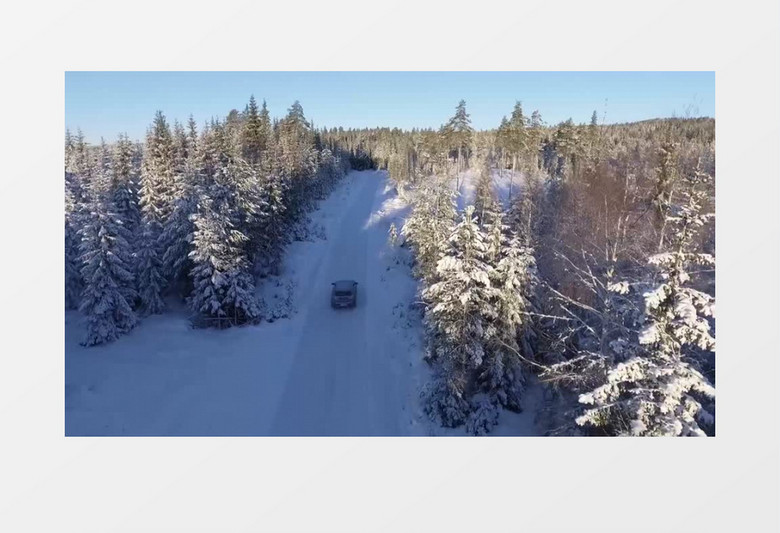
[65,169,541,436]
[452,168,524,212]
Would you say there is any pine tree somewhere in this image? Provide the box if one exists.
[135,220,166,315]
[241,95,265,165]
[222,158,270,264]
[444,100,473,172]
[480,230,536,414]
[65,181,83,309]
[473,161,498,227]
[277,101,317,220]
[422,206,497,428]
[136,111,176,310]
[401,180,457,283]
[576,165,715,436]
[173,120,191,173]
[258,100,272,156]
[529,110,543,170]
[140,111,177,225]
[111,134,141,236]
[65,129,78,175]
[188,195,261,327]
[159,167,198,293]
[71,129,92,183]
[78,197,138,346]
[253,169,289,276]
[553,119,579,179]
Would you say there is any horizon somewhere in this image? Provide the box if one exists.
[65,71,715,144]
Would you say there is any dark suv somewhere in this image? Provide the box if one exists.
[331,280,358,308]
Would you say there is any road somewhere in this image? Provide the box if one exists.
[270,170,410,435]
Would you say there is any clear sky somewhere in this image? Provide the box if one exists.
[65,71,714,144]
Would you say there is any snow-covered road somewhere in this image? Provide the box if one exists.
[271,171,413,435]
[65,170,425,436]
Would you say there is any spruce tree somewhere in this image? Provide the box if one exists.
[576,165,716,436]
[481,230,536,414]
[136,111,175,311]
[401,180,457,283]
[240,95,264,165]
[473,161,498,227]
[553,118,579,179]
[423,206,497,428]
[78,197,138,346]
[65,182,82,309]
[258,100,272,156]
[445,100,473,172]
[188,195,262,327]
[140,111,177,225]
[111,134,141,236]
[135,220,166,315]
[187,115,199,156]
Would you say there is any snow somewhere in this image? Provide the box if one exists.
[490,168,524,209]
[452,168,525,212]
[65,169,542,436]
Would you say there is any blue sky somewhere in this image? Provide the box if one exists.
[65,72,714,144]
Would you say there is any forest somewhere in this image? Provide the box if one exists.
[65,97,716,437]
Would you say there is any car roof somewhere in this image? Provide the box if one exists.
[333,280,357,289]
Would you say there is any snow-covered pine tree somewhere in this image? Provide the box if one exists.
[258,100,272,155]
[276,101,318,222]
[65,129,76,174]
[576,164,715,436]
[70,129,92,183]
[135,220,166,315]
[223,158,270,262]
[159,120,203,295]
[159,165,198,294]
[444,100,474,172]
[65,180,83,309]
[78,195,138,346]
[111,133,141,236]
[479,229,537,415]
[140,111,177,226]
[136,111,176,312]
[186,115,199,157]
[553,119,580,180]
[253,169,288,276]
[240,95,265,166]
[528,110,544,170]
[173,120,190,172]
[473,160,498,228]
[90,138,113,199]
[401,180,457,283]
[188,194,261,327]
[314,147,345,199]
[422,205,497,429]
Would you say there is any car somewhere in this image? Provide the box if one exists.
[331,280,358,308]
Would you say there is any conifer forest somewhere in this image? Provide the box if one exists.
[65,96,716,437]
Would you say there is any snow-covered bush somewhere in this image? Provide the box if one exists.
[465,394,500,436]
